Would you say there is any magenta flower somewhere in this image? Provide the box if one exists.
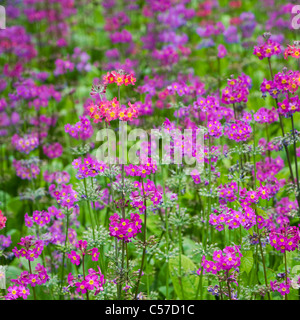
[68,251,81,266]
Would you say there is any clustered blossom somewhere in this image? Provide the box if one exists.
[72,47,92,72]
[12,133,39,154]
[0,210,7,229]
[24,206,64,228]
[12,236,44,261]
[5,285,30,300]
[270,278,291,296]
[12,159,40,180]
[12,79,61,110]
[72,157,108,179]
[198,246,242,274]
[284,43,300,60]
[130,179,162,213]
[54,59,75,76]
[67,240,100,266]
[209,205,256,232]
[102,70,136,86]
[278,96,300,115]
[49,183,79,209]
[125,158,158,178]
[44,170,70,184]
[261,69,300,100]
[269,226,300,253]
[43,142,63,159]
[66,266,106,296]
[224,120,252,141]
[85,98,139,124]
[255,156,284,183]
[207,120,223,138]
[0,234,11,250]
[210,183,273,231]
[65,116,93,140]
[109,213,142,242]
[275,197,298,217]
[253,38,282,60]
[217,44,227,58]
[221,74,251,105]
[254,107,278,123]
[5,264,49,300]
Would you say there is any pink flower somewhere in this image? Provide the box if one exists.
[68,250,81,266]
[0,210,7,229]
[75,281,88,294]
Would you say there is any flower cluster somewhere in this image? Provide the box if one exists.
[72,157,108,179]
[130,179,162,213]
[221,74,251,105]
[12,236,44,261]
[269,226,300,253]
[284,43,300,60]
[0,210,7,229]
[0,234,11,250]
[49,184,79,209]
[270,278,291,296]
[65,116,93,140]
[207,120,223,138]
[24,210,52,228]
[255,157,284,182]
[54,59,75,76]
[5,285,30,300]
[278,96,300,115]
[43,142,63,159]
[102,70,136,86]
[261,70,300,98]
[253,39,282,60]
[125,158,158,178]
[224,120,252,141]
[86,99,139,123]
[5,264,49,300]
[12,133,39,154]
[198,246,242,274]
[12,159,40,180]
[44,170,70,184]
[68,240,100,266]
[254,107,278,123]
[66,266,106,296]
[209,206,256,232]
[109,213,142,242]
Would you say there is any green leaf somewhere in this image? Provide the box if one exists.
[6,266,23,281]
[240,250,254,274]
[258,268,273,285]
[20,257,43,272]
[169,255,199,300]
[256,207,269,220]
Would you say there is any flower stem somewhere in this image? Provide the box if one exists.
[28,261,37,300]
[284,250,288,301]
[82,255,89,301]
[59,210,70,300]
[134,177,147,299]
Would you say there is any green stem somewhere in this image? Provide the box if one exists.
[84,178,95,240]
[284,250,288,301]
[59,210,70,300]
[162,165,170,300]
[134,178,147,299]
[82,255,89,301]
[28,261,37,300]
